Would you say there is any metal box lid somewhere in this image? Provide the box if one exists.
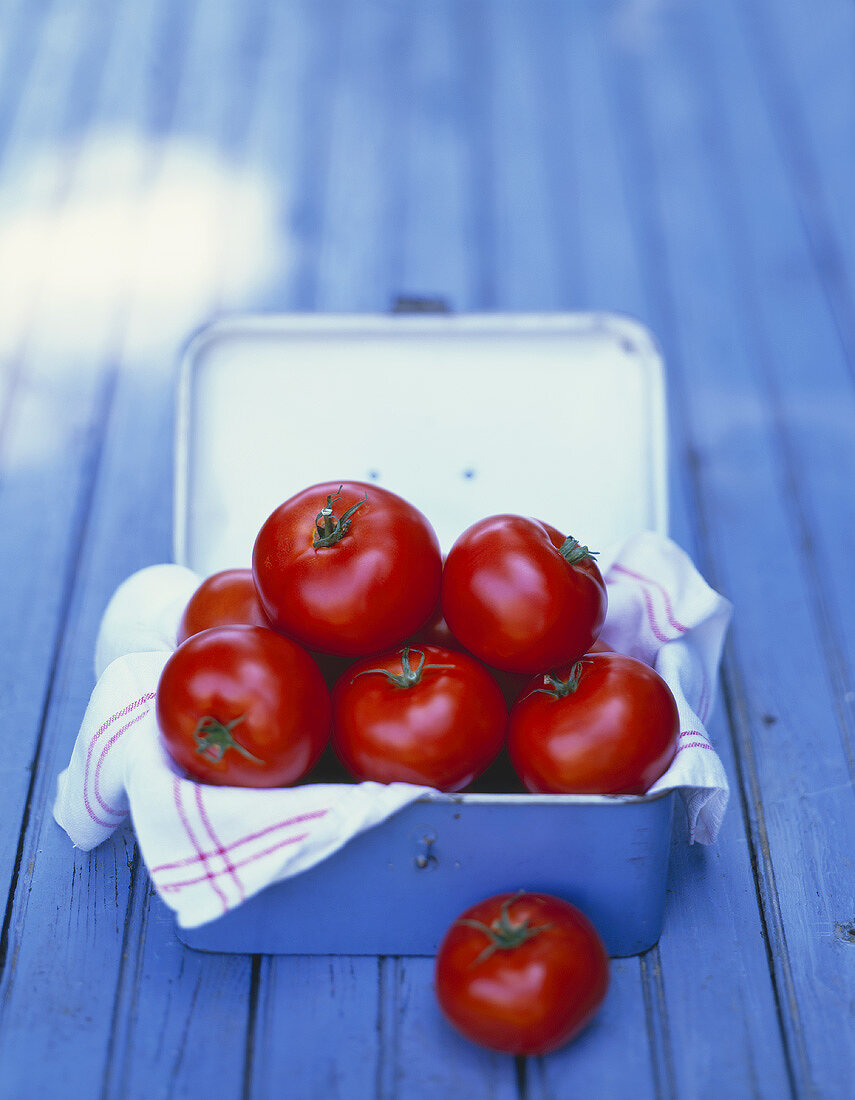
[175,312,667,574]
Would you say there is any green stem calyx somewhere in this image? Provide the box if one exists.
[527,660,589,700]
[351,645,454,689]
[458,892,553,965]
[313,486,368,548]
[194,715,262,764]
[558,536,598,565]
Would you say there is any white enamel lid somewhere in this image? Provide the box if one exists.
[174,312,667,574]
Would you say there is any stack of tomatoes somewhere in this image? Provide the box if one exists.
[156,480,679,795]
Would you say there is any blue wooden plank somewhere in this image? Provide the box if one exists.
[241,0,312,312]
[478,0,567,312]
[452,0,497,309]
[600,2,855,1094]
[0,2,260,1094]
[550,0,692,561]
[737,0,855,384]
[0,0,136,936]
[103,892,252,1100]
[686,2,855,1088]
[706,0,855,762]
[395,0,474,308]
[376,958,520,1100]
[281,0,342,312]
[247,956,383,1099]
[0,1,117,367]
[0,0,51,160]
[539,2,794,1096]
[312,0,404,311]
[0,0,68,420]
[5,3,853,1098]
[486,2,801,1091]
[532,959,660,1099]
[93,4,282,1093]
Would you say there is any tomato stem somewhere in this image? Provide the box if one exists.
[351,645,454,689]
[558,536,598,565]
[313,486,369,548]
[194,715,263,764]
[458,891,553,965]
[525,661,589,700]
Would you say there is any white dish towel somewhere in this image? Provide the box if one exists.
[54,531,731,929]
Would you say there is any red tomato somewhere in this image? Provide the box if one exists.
[508,653,678,795]
[441,515,607,673]
[332,644,507,791]
[253,481,442,657]
[435,891,609,1055]
[177,569,271,644]
[156,625,331,787]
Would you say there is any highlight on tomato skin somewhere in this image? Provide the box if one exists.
[177,568,272,644]
[331,644,508,792]
[434,891,610,1056]
[441,515,608,674]
[253,480,442,658]
[156,625,331,788]
[508,653,679,796]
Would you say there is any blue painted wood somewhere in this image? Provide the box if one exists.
[245,0,313,314]
[375,958,521,1100]
[483,0,567,312]
[737,0,855,386]
[0,0,51,165]
[248,955,382,1099]
[313,0,404,312]
[89,4,281,1094]
[600,3,855,1095]
[282,0,342,313]
[557,5,795,1097]
[396,0,474,309]
[4,1,855,1096]
[0,2,257,1095]
[0,1,114,370]
[0,0,131,929]
[103,887,252,1100]
[700,0,855,761]
[479,2,779,1091]
[530,959,659,1099]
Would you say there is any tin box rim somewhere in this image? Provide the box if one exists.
[419,786,674,806]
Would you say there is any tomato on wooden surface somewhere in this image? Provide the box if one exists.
[332,644,507,791]
[508,653,678,795]
[177,568,271,644]
[441,515,607,674]
[156,625,331,787]
[435,891,609,1055]
[253,481,442,657]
